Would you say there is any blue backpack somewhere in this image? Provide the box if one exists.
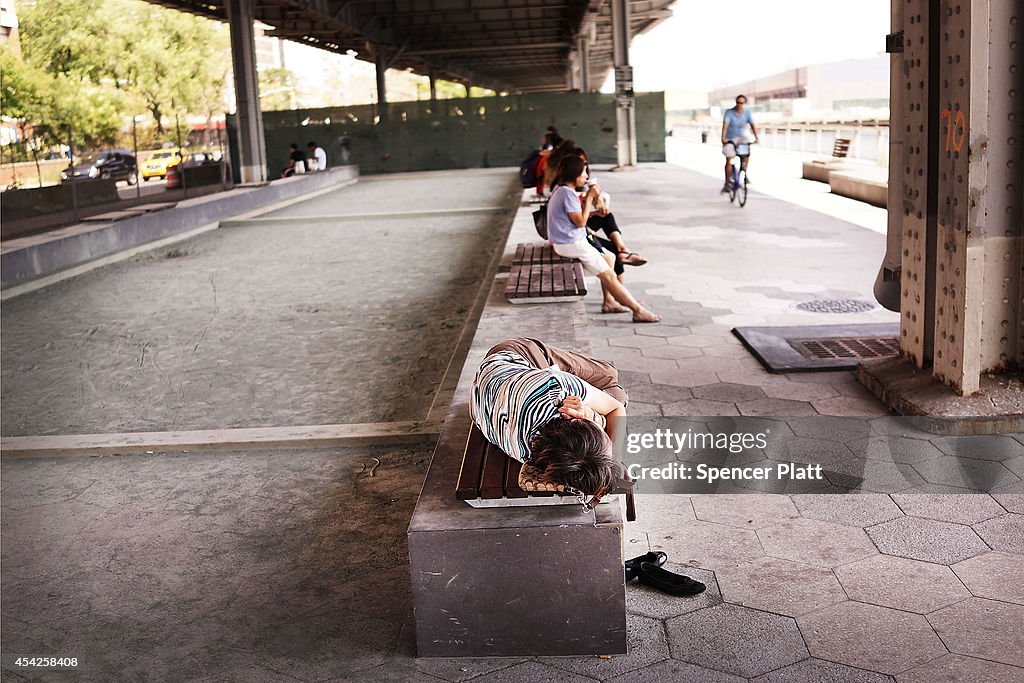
[520,149,541,188]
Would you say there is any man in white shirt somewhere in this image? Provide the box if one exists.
[307,141,327,171]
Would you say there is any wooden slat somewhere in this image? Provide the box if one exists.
[541,259,552,296]
[479,442,507,499]
[572,262,587,295]
[528,264,542,296]
[516,263,531,297]
[456,427,488,500]
[504,458,529,498]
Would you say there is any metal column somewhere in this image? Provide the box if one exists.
[897,0,1024,394]
[429,71,437,104]
[375,51,388,122]
[873,0,906,311]
[576,36,591,92]
[611,0,637,167]
[931,0,1023,392]
[225,0,266,184]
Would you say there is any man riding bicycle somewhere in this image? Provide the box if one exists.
[721,94,759,193]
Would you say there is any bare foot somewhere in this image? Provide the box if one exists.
[602,302,630,314]
[632,308,662,323]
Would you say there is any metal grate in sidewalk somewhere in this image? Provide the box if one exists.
[791,337,900,361]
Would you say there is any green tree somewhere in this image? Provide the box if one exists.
[18,0,229,136]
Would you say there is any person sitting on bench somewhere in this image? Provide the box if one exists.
[547,157,661,323]
[471,338,629,509]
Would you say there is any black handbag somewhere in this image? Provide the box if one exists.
[532,203,548,240]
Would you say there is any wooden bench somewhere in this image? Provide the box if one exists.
[832,137,851,158]
[456,424,636,521]
[505,242,587,304]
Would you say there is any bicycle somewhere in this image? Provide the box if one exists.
[722,141,754,207]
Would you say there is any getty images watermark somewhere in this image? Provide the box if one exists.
[611,416,1022,495]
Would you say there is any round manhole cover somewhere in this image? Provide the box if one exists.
[795,299,877,313]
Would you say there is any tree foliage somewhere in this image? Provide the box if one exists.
[15,0,229,144]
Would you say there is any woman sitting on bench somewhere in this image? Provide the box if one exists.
[547,157,661,323]
[470,338,629,509]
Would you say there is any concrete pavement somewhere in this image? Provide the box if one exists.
[2,163,1022,682]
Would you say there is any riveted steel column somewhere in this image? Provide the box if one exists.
[611,0,637,167]
[577,36,591,92]
[931,0,1024,393]
[874,0,906,311]
[899,0,934,367]
[225,0,266,184]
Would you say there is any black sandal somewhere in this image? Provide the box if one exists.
[637,562,706,596]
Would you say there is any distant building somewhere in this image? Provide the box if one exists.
[708,55,889,120]
[1,0,20,54]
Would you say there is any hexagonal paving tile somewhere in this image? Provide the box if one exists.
[930,435,1024,462]
[690,494,799,529]
[415,656,529,683]
[1005,456,1024,479]
[656,368,724,389]
[661,399,740,416]
[799,602,946,675]
[765,436,857,466]
[641,345,707,361]
[867,516,989,565]
[623,383,693,404]
[759,518,877,567]
[628,402,663,417]
[693,383,766,402]
[609,335,669,349]
[895,653,1024,683]
[857,437,947,466]
[825,459,926,494]
[605,659,747,683]
[792,494,904,527]
[737,398,818,417]
[951,552,1024,604]
[835,554,969,613]
[911,457,1020,491]
[469,661,600,683]
[761,381,839,402]
[666,604,809,678]
[972,513,1024,554]
[608,354,681,374]
[702,344,752,360]
[992,492,1024,514]
[538,613,669,680]
[626,563,721,620]
[811,396,891,417]
[890,494,1005,524]
[715,556,846,618]
[650,520,764,570]
[665,334,731,348]
[788,417,874,443]
[928,598,1024,667]
[751,658,896,683]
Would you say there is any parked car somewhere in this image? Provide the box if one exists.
[140,149,181,181]
[62,151,138,185]
[165,151,220,189]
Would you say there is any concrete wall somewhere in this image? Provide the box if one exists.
[1,181,120,226]
[228,92,666,179]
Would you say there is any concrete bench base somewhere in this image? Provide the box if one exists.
[801,160,848,183]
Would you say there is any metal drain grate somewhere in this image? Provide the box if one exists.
[790,337,900,360]
[795,299,877,313]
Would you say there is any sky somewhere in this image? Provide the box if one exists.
[611,0,891,93]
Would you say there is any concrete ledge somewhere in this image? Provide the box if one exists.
[408,191,625,657]
[801,159,848,183]
[1,166,359,290]
[858,357,1024,432]
[830,171,888,208]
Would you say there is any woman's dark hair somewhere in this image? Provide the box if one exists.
[530,418,617,498]
[549,133,564,148]
[555,155,587,186]
[547,139,577,176]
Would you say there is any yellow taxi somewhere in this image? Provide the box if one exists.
[140,149,182,181]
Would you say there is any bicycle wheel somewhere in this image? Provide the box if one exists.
[738,169,748,207]
[728,166,738,203]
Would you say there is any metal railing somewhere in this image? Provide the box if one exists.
[673,121,890,165]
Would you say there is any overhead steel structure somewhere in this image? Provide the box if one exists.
[151,0,672,93]
[148,0,674,181]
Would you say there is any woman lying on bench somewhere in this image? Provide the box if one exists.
[471,337,630,510]
[470,337,706,596]
[547,157,661,323]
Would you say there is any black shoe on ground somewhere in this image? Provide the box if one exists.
[637,562,706,596]
[624,551,667,581]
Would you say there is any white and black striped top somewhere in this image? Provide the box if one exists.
[470,351,592,463]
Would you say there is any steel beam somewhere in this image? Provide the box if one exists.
[225,0,267,184]
[611,0,637,167]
